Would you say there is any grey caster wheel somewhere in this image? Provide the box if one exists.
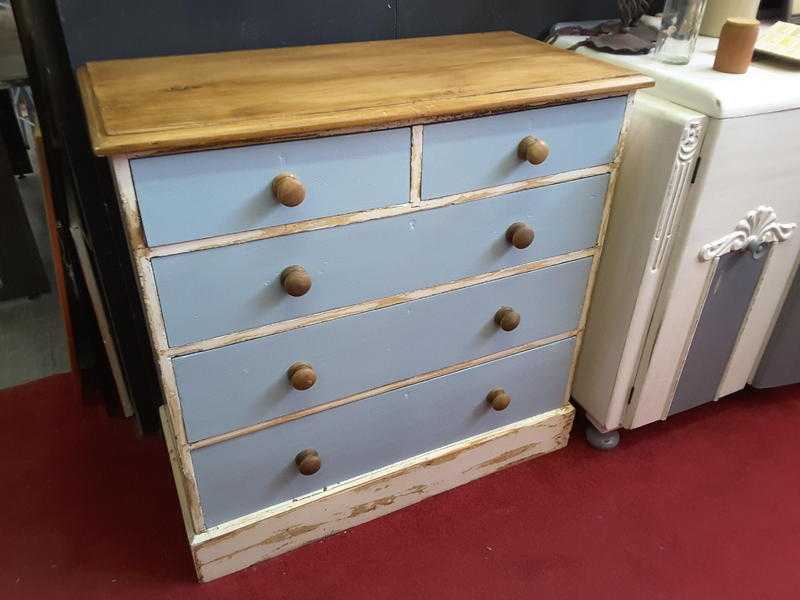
[585,422,620,450]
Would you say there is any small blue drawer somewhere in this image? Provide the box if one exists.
[191,337,575,527]
[152,174,608,347]
[130,128,411,246]
[421,96,626,199]
[174,257,591,442]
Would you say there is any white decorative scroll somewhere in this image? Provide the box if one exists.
[652,120,705,271]
[699,205,797,262]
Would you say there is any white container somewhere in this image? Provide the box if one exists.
[700,0,760,37]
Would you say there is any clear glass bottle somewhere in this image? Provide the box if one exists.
[654,0,710,64]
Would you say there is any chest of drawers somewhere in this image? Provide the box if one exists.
[78,32,650,581]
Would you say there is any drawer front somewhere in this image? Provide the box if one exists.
[175,257,591,442]
[131,129,411,246]
[421,97,626,200]
[192,337,575,527]
[154,174,608,346]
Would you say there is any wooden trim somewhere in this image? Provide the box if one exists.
[409,125,423,206]
[189,329,578,450]
[561,92,635,405]
[172,404,575,582]
[145,164,612,258]
[91,82,652,158]
[111,155,147,251]
[159,405,202,575]
[78,32,652,157]
[109,156,207,533]
[97,82,651,158]
[166,249,596,358]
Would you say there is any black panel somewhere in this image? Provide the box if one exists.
[13,0,163,431]
[57,0,669,67]
[0,90,32,176]
[669,251,767,416]
[0,129,48,301]
[56,0,397,66]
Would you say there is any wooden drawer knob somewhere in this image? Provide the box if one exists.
[494,307,521,331]
[506,222,535,249]
[280,265,312,297]
[517,136,550,165]
[272,173,306,207]
[486,388,511,411]
[288,361,317,390]
[294,448,321,475]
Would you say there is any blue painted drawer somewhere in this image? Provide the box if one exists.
[421,97,626,199]
[153,174,608,346]
[192,337,575,527]
[130,129,411,246]
[175,257,590,442]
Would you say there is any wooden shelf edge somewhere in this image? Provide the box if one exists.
[83,76,652,157]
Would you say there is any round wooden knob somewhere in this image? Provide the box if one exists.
[517,136,550,165]
[288,362,317,390]
[486,388,511,411]
[280,265,312,297]
[272,173,306,207]
[505,223,535,249]
[494,307,521,331]
[294,448,321,475]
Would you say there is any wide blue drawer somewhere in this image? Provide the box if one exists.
[175,257,591,442]
[192,337,575,527]
[130,128,411,246]
[421,96,625,199]
[153,174,608,347]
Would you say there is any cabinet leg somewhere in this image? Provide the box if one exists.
[584,422,620,450]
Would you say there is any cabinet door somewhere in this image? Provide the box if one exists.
[668,251,766,416]
[752,264,800,389]
[625,112,800,429]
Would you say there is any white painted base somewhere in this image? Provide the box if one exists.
[161,404,575,582]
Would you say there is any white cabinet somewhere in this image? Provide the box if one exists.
[555,34,800,441]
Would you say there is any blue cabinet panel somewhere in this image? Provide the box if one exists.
[153,174,608,346]
[175,257,590,441]
[192,337,575,527]
[131,128,411,246]
[421,97,625,199]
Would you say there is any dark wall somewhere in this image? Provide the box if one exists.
[57,0,647,67]
[397,0,623,38]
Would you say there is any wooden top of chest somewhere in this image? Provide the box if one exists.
[77,31,652,157]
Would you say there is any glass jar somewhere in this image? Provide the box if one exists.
[654,0,710,64]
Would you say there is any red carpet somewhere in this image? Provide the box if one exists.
[3,373,800,599]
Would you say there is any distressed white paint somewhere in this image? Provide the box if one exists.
[160,405,575,582]
[573,95,706,431]
[557,34,800,430]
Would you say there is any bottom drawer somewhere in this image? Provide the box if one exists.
[192,337,575,527]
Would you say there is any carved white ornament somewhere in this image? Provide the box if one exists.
[652,120,705,271]
[677,121,704,162]
[699,206,797,262]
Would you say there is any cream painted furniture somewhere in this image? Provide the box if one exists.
[554,33,799,447]
[78,32,650,580]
